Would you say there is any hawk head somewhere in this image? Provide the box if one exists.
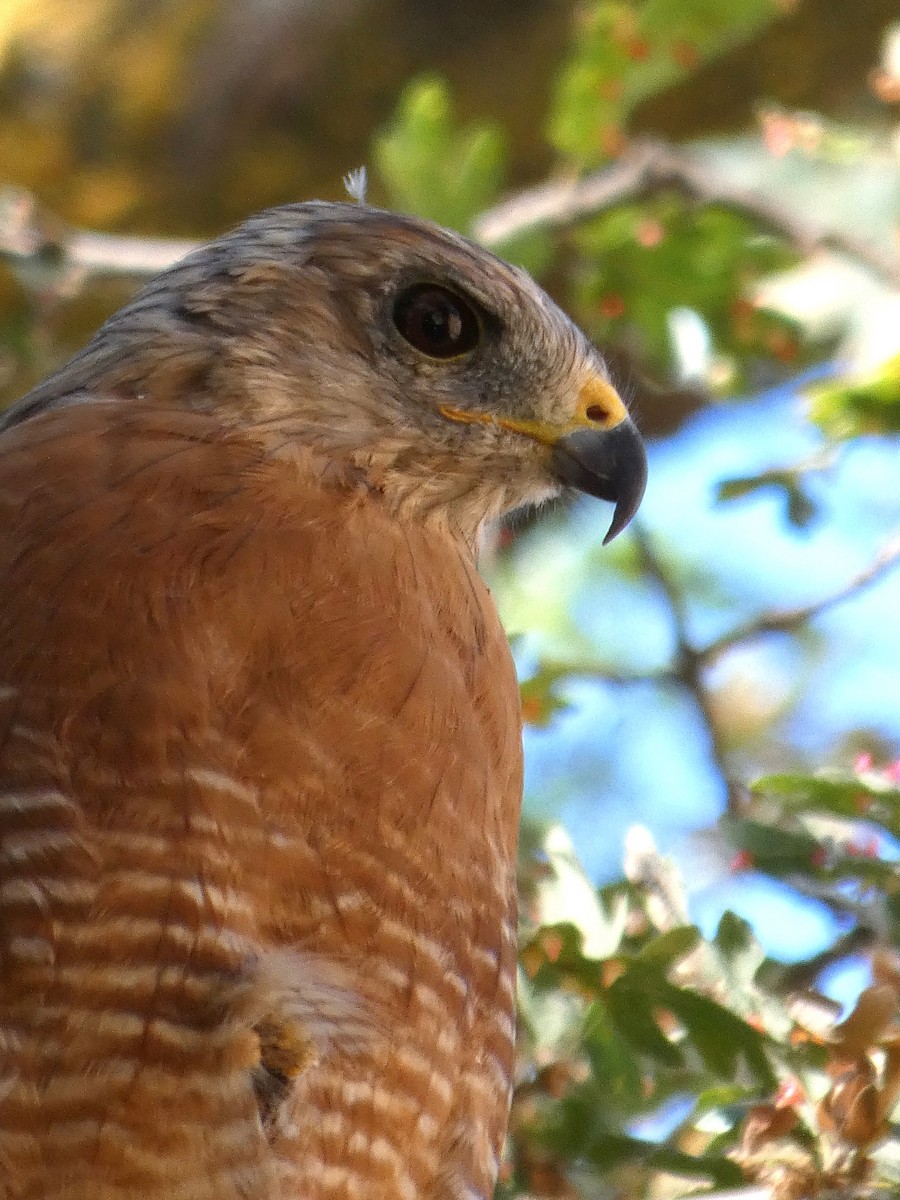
[12,202,647,542]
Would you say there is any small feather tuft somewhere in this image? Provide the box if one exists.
[343,166,368,205]
[240,948,376,1060]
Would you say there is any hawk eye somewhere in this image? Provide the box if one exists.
[393,284,481,359]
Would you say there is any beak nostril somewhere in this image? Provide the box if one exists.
[584,404,609,424]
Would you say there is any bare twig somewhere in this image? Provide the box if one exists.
[473,138,900,287]
[680,1189,770,1200]
[700,532,900,667]
[63,230,199,278]
[631,523,745,810]
[0,189,198,287]
[527,656,675,689]
[5,134,900,293]
[765,926,877,995]
[621,527,900,814]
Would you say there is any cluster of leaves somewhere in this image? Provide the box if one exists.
[568,201,798,385]
[547,0,790,166]
[729,760,900,951]
[505,813,900,1199]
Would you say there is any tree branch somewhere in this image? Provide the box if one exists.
[5,134,900,295]
[631,524,744,810]
[621,528,900,814]
[0,188,198,288]
[472,138,900,287]
[683,1189,770,1200]
[699,532,900,668]
[764,925,877,996]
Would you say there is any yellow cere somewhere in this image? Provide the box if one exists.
[439,375,628,447]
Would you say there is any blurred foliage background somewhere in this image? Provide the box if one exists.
[1,1,899,1197]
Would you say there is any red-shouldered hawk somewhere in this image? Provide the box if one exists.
[0,203,646,1199]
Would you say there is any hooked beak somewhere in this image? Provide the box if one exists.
[440,374,647,543]
[503,374,647,543]
[550,420,647,543]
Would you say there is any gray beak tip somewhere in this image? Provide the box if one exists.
[550,421,648,543]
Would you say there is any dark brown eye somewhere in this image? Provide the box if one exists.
[392,284,481,359]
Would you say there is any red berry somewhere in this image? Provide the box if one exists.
[599,293,626,319]
[636,218,664,248]
[625,37,651,61]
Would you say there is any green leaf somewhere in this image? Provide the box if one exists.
[694,1083,759,1116]
[605,976,684,1067]
[373,76,506,232]
[520,669,572,727]
[722,815,822,873]
[717,468,819,529]
[807,353,900,438]
[710,913,797,1039]
[582,999,652,1106]
[582,1132,745,1187]
[635,924,701,969]
[713,911,765,988]
[753,770,900,838]
[663,986,776,1088]
[568,200,792,381]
